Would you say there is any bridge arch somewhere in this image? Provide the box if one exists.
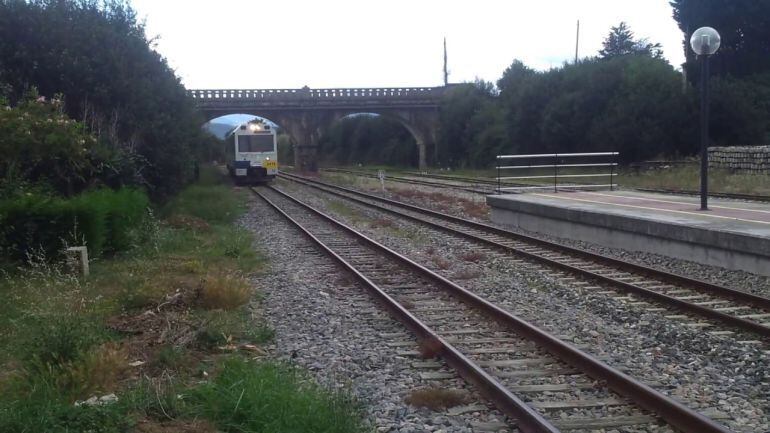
[191,87,446,171]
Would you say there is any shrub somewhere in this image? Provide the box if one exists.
[75,188,149,253]
[0,188,149,262]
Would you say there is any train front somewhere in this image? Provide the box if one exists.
[227,120,278,184]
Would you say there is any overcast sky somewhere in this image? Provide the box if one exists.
[130,0,686,90]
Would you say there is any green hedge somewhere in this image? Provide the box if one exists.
[0,188,149,262]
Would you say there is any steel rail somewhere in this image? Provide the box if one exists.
[320,168,493,194]
[252,187,559,433]
[254,185,733,433]
[279,172,770,336]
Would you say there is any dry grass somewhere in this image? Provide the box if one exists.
[165,214,212,232]
[370,217,395,229]
[199,272,252,310]
[391,187,489,220]
[405,387,469,410]
[459,251,487,263]
[418,337,443,359]
[431,256,452,270]
[61,342,129,399]
[453,268,482,280]
[394,297,415,310]
[462,201,489,219]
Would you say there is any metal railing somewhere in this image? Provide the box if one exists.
[496,152,619,193]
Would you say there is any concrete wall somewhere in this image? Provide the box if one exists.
[709,146,770,174]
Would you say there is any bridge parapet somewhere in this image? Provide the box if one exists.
[189,86,446,102]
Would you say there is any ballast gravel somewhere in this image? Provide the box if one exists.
[321,174,770,301]
[240,193,512,433]
[278,179,770,433]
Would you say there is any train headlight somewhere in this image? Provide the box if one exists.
[265,157,270,161]
[248,123,261,132]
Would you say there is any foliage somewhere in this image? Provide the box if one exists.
[436,80,503,168]
[0,0,211,198]
[671,0,770,80]
[0,187,149,261]
[319,115,418,167]
[599,22,663,59]
[0,93,97,197]
[186,357,368,433]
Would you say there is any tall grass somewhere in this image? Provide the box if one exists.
[619,165,770,195]
[187,357,368,433]
[163,167,246,225]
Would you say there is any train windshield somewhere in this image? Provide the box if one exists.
[237,134,274,152]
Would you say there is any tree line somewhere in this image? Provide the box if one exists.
[321,1,770,168]
[0,0,215,199]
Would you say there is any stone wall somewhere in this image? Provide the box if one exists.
[708,146,770,174]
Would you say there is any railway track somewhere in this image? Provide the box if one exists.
[321,168,496,194]
[252,184,733,433]
[279,172,770,341]
[323,167,770,203]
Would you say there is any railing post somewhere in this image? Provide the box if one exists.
[554,153,558,193]
[610,153,615,191]
[497,157,501,194]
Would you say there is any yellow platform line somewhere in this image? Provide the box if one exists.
[532,194,770,226]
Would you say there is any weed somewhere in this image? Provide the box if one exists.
[166,214,211,232]
[186,357,368,433]
[199,272,251,310]
[21,315,109,367]
[431,256,452,270]
[57,342,129,400]
[196,309,273,350]
[395,297,415,310]
[459,251,487,263]
[453,268,483,280]
[418,337,443,359]
[405,387,468,410]
[370,217,394,228]
[153,345,189,370]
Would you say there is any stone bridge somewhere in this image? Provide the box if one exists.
[190,86,447,170]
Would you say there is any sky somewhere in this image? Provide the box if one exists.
[130,0,686,90]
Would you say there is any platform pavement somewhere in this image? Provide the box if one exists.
[486,190,770,277]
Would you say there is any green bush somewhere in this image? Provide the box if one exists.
[0,188,149,262]
[75,188,150,253]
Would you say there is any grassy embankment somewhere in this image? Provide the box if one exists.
[0,166,367,432]
[323,163,770,196]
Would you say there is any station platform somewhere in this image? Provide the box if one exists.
[486,190,770,276]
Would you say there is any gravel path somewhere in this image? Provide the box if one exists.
[277,179,770,433]
[241,193,513,433]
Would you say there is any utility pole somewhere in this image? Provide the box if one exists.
[575,20,580,64]
[443,37,449,86]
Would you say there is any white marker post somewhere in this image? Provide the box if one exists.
[377,170,386,192]
[66,246,89,277]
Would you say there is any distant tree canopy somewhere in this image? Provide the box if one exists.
[319,115,418,167]
[671,0,770,80]
[0,0,214,198]
[599,22,663,59]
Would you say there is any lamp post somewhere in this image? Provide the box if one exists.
[690,27,721,211]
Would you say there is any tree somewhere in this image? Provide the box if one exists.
[0,0,211,198]
[671,0,770,79]
[599,22,663,59]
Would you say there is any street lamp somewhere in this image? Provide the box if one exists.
[690,27,721,210]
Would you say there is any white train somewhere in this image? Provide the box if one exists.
[225,119,278,184]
